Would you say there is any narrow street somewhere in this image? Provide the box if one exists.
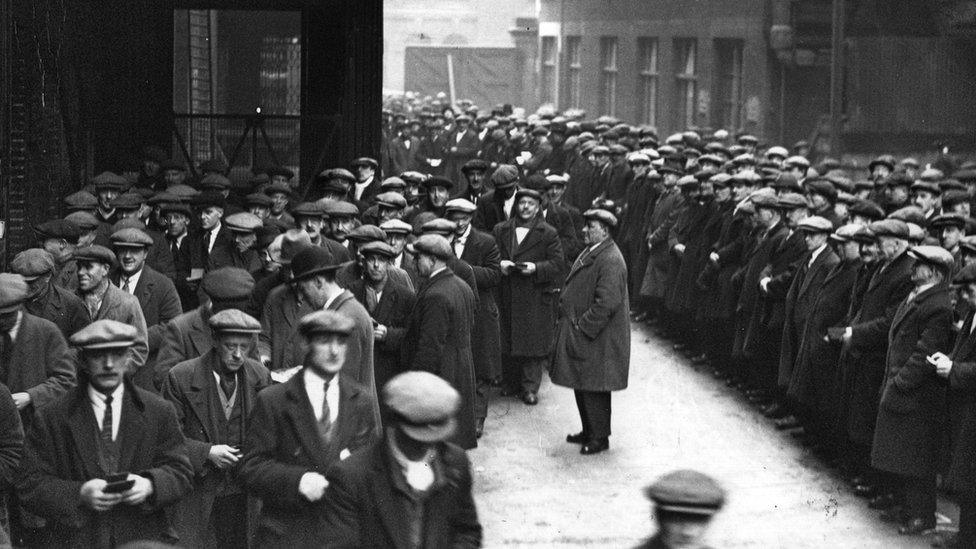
[470,323,938,548]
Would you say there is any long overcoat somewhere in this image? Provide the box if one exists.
[459,228,503,380]
[871,284,952,477]
[258,284,313,374]
[349,279,416,391]
[550,238,630,392]
[493,218,565,357]
[946,311,976,494]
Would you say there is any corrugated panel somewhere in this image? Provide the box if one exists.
[405,47,518,110]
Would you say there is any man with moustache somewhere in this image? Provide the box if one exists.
[241,310,378,547]
[291,202,352,263]
[162,309,272,548]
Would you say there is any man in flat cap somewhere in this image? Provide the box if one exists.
[322,371,482,548]
[92,173,128,226]
[347,241,416,391]
[207,212,263,273]
[11,249,89,339]
[241,310,379,547]
[162,309,272,548]
[161,202,203,310]
[443,115,480,185]
[292,201,353,263]
[390,121,422,175]
[551,209,629,455]
[35,219,83,291]
[288,246,381,424]
[870,246,954,534]
[400,234,478,449]
[472,164,520,232]
[110,228,183,392]
[350,157,381,211]
[638,470,725,549]
[195,192,233,270]
[263,182,296,229]
[18,320,192,547]
[257,231,315,374]
[156,268,257,379]
[457,159,489,205]
[493,188,565,406]
[74,245,150,377]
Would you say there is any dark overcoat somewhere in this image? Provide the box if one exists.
[240,372,378,548]
[113,266,183,391]
[161,351,272,548]
[701,206,752,320]
[666,200,719,315]
[845,252,915,445]
[732,221,788,357]
[5,313,76,418]
[258,284,313,373]
[321,439,482,549]
[459,228,503,380]
[87,283,150,376]
[472,190,510,233]
[871,284,952,478]
[18,381,192,549]
[400,269,478,450]
[326,290,382,426]
[946,311,976,494]
[493,218,565,357]
[550,238,631,392]
[639,189,683,300]
[349,279,416,391]
[743,229,806,365]
[23,282,89,339]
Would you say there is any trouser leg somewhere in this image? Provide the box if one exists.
[580,391,611,440]
[521,356,545,393]
[574,390,590,436]
[210,493,248,549]
[958,496,976,546]
[903,474,937,522]
[475,377,491,420]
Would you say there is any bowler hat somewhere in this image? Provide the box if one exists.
[290,246,342,281]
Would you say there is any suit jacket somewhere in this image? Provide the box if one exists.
[349,280,416,391]
[113,266,183,369]
[401,269,478,449]
[4,313,76,416]
[145,228,177,280]
[167,231,203,311]
[259,284,311,374]
[390,136,422,175]
[161,351,272,547]
[472,190,511,233]
[195,225,235,272]
[23,283,89,340]
[18,381,192,549]
[240,372,378,547]
[322,438,482,549]
[545,203,583,260]
[458,228,503,380]
[85,283,150,374]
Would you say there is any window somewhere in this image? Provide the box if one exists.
[714,39,744,131]
[673,38,697,129]
[540,36,558,105]
[637,38,659,126]
[565,36,582,109]
[600,36,618,116]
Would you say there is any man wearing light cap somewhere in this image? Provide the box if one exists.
[11,248,89,339]
[110,228,183,392]
[241,310,378,547]
[871,245,954,534]
[637,469,725,548]
[207,212,263,273]
[162,309,272,548]
[18,320,192,547]
[322,370,482,548]
[400,234,478,449]
[457,158,489,205]
[443,114,480,185]
[350,157,381,210]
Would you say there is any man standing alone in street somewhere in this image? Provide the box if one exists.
[551,209,630,455]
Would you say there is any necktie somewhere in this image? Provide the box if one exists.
[365,286,379,313]
[102,395,114,442]
[169,237,179,259]
[121,277,130,293]
[202,231,212,261]
[318,381,332,443]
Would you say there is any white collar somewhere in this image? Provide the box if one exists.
[88,383,125,406]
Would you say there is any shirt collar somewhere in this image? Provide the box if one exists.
[88,383,125,406]
[120,267,143,289]
[809,243,828,264]
[7,311,23,340]
[429,266,448,279]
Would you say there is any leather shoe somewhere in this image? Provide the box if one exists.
[566,432,587,444]
[853,484,877,498]
[898,517,935,535]
[475,418,485,439]
[774,416,800,430]
[869,493,897,510]
[762,404,787,419]
[521,391,538,405]
[931,532,959,548]
[580,438,609,455]
[691,354,709,365]
[879,505,907,523]
[849,476,867,487]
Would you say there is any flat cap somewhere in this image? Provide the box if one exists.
[316,168,356,184]
[264,181,294,197]
[887,205,928,226]
[751,193,781,209]
[805,179,838,201]
[883,173,913,189]
[910,180,941,195]
[350,157,378,169]
[320,199,360,218]
[731,171,763,186]
[244,193,273,208]
[644,470,726,516]
[112,218,148,233]
[0,274,28,313]
[92,171,128,191]
[199,174,231,190]
[765,146,789,159]
[776,193,809,210]
[292,201,325,218]
[849,199,885,221]
[225,212,263,233]
[514,188,543,203]
[770,174,801,193]
[195,192,227,210]
[202,268,255,300]
[167,184,200,200]
[278,229,312,265]
[423,176,454,191]
[299,310,355,338]
[65,191,99,211]
[380,219,413,235]
[11,249,55,280]
[346,224,387,244]
[70,319,137,350]
[208,308,261,335]
[160,203,192,217]
[380,177,407,190]
[955,263,976,284]
[110,192,145,210]
[784,155,811,169]
[358,240,397,259]
[583,208,618,228]
[940,179,967,193]
[868,155,896,171]
[907,223,926,244]
[798,216,834,233]
[491,165,520,189]
[399,171,429,186]
[461,159,489,173]
[73,245,116,265]
[375,192,408,210]
[919,167,945,182]
[407,233,454,260]
[909,245,955,272]
[421,218,458,236]
[383,371,460,443]
[930,213,970,230]
[110,228,154,248]
[266,165,295,179]
[546,174,569,186]
[64,212,100,232]
[290,246,342,281]
[445,198,477,215]
[869,219,910,239]
[830,223,863,243]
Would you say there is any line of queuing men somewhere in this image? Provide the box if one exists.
[386,92,976,545]
[0,105,641,546]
